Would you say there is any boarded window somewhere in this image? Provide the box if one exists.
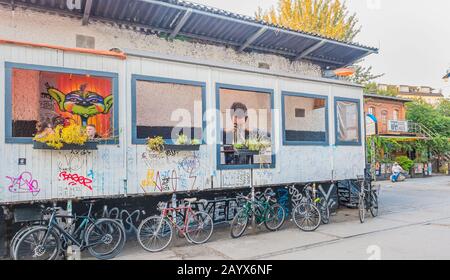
[336,100,360,143]
[219,87,272,167]
[10,68,114,139]
[283,95,327,143]
[135,80,203,142]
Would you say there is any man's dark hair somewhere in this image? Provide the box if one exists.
[230,102,248,119]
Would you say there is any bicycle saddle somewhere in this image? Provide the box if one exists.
[184,198,197,203]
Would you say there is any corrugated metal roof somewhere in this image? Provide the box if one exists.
[1,0,378,68]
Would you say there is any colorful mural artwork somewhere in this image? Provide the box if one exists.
[46,83,113,127]
[11,69,114,138]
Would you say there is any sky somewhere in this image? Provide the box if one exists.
[191,0,450,97]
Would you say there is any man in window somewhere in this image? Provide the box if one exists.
[86,124,101,140]
[223,102,270,165]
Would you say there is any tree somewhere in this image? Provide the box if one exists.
[363,82,397,97]
[256,0,360,41]
[406,100,450,168]
[437,98,450,117]
[406,100,450,137]
[256,1,382,85]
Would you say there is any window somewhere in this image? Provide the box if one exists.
[393,109,399,121]
[381,110,388,124]
[6,63,117,143]
[368,107,375,116]
[217,84,274,169]
[132,76,205,144]
[335,98,361,145]
[282,92,328,145]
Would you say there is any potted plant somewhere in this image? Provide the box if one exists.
[33,122,97,150]
[146,134,201,153]
[146,136,165,154]
[165,134,201,151]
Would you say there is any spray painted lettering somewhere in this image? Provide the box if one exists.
[6,172,40,196]
[59,171,93,191]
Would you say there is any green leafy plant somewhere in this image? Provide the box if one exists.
[395,156,414,172]
[147,136,165,154]
[246,138,271,152]
[233,143,246,150]
[176,134,189,145]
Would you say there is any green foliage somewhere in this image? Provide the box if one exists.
[350,66,384,86]
[437,98,450,117]
[406,99,450,137]
[395,156,414,171]
[176,134,189,145]
[363,82,397,96]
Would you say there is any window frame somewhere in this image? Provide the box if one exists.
[334,97,362,146]
[5,62,119,144]
[131,74,207,145]
[216,83,275,170]
[281,91,329,146]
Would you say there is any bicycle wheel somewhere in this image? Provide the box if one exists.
[293,202,321,232]
[14,226,60,260]
[10,225,35,259]
[359,194,366,223]
[185,211,214,244]
[264,203,285,231]
[370,192,379,218]
[317,199,330,225]
[230,209,249,239]
[137,216,173,252]
[85,219,126,260]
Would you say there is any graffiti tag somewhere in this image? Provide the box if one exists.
[6,172,40,196]
[59,171,93,191]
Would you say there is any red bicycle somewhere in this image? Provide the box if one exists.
[137,198,214,252]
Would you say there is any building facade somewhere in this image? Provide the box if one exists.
[0,0,378,256]
[364,94,411,135]
[377,84,444,106]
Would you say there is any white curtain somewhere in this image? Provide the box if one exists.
[337,101,359,142]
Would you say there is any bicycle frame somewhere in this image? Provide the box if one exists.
[160,204,197,235]
[239,197,272,225]
[40,204,106,251]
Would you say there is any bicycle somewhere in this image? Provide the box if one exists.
[357,176,380,223]
[305,183,330,225]
[288,185,322,232]
[137,197,214,252]
[13,201,126,260]
[230,189,285,238]
[9,206,65,259]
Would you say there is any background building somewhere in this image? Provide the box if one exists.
[377,84,444,106]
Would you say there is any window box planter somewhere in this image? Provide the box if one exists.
[33,141,98,150]
[234,149,260,156]
[163,144,200,151]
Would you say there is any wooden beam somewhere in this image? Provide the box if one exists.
[169,8,192,39]
[295,40,326,60]
[82,0,93,26]
[238,26,268,52]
